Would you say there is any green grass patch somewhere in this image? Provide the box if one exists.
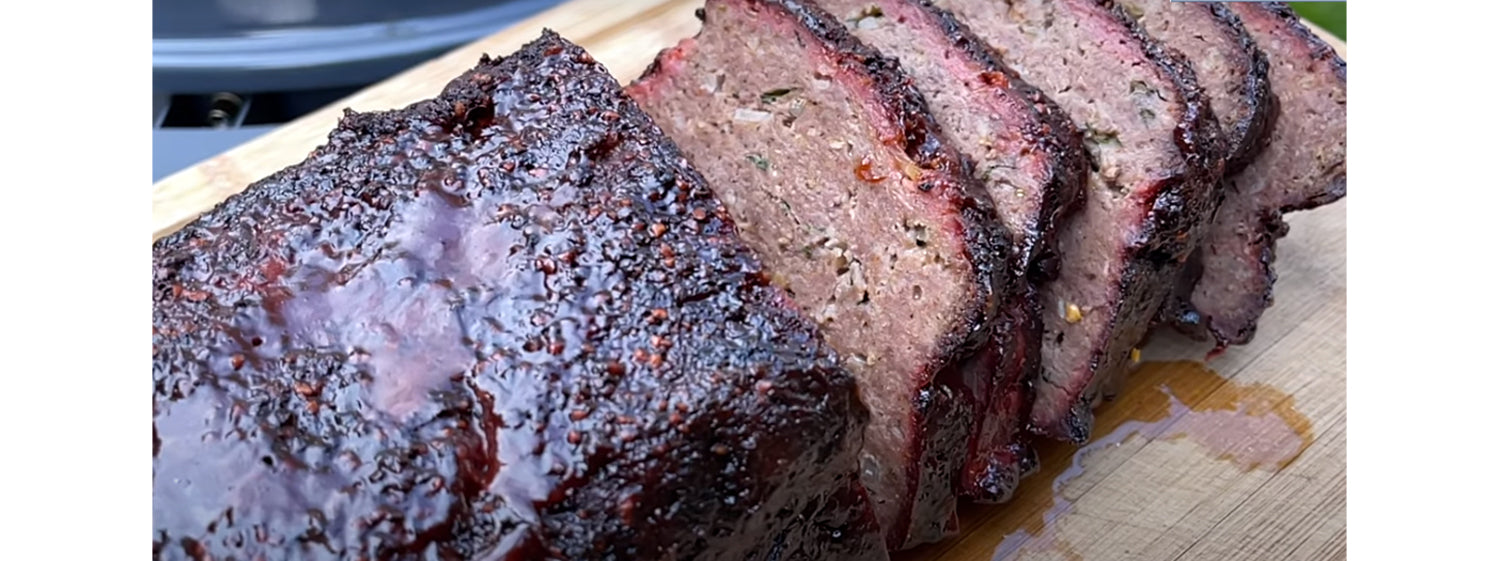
[1290,2,1346,40]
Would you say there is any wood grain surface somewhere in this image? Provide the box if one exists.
[149,1,1347,559]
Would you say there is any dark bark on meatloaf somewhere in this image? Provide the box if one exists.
[952,300,1041,503]
[634,0,1010,549]
[753,0,1017,545]
[152,31,887,561]
[914,0,1083,503]
[1206,2,1275,174]
[1114,0,1274,175]
[817,0,1090,278]
[822,0,1085,504]
[935,0,1225,443]
[1064,0,1226,436]
[1236,2,1347,213]
[917,0,1089,281]
[1159,1,1346,351]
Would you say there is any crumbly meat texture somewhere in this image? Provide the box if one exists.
[934,0,1225,442]
[629,0,1009,548]
[817,0,1086,503]
[1117,0,1272,174]
[151,31,888,561]
[1161,1,1347,349]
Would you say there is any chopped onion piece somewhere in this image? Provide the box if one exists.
[733,108,774,123]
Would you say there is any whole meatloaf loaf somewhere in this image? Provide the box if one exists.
[629,0,1009,548]
[1162,1,1347,349]
[934,0,1225,442]
[815,0,1089,503]
[151,31,889,561]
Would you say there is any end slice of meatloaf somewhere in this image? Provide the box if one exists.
[629,0,1009,548]
[1117,0,1273,174]
[816,0,1088,503]
[1163,1,1347,349]
[935,0,1225,442]
[151,31,889,561]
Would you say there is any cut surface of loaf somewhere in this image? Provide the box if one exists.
[1163,1,1347,349]
[935,0,1224,442]
[151,31,888,561]
[629,0,1008,548]
[1118,0,1272,174]
[816,0,1088,503]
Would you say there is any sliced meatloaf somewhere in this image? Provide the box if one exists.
[629,0,1009,548]
[935,0,1225,442]
[151,31,888,561]
[1163,2,1347,349]
[1117,0,1273,174]
[816,0,1088,503]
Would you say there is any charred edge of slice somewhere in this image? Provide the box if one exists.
[767,0,1008,353]
[1203,1,1274,175]
[957,295,1038,503]
[1242,1,1346,212]
[758,1,1007,546]
[756,0,1014,547]
[907,377,971,543]
[1249,2,1348,84]
[1106,1,1227,188]
[830,0,1071,502]
[1050,0,1228,443]
[1158,244,1209,339]
[1149,0,1273,340]
[634,0,1011,549]
[1170,2,1346,350]
[917,0,1090,282]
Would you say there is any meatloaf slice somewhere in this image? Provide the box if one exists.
[1162,2,1347,349]
[816,0,1088,503]
[1117,0,1272,174]
[629,0,1008,548]
[151,31,888,561]
[935,0,1225,442]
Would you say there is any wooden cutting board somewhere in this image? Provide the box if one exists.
[150,2,1347,559]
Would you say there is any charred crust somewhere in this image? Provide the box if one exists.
[904,381,970,547]
[1253,2,1347,83]
[153,31,882,560]
[1243,2,1347,210]
[1235,2,1346,209]
[1062,398,1094,445]
[1109,0,1225,282]
[1205,2,1275,174]
[1042,2,1226,440]
[637,1,1012,549]
[1169,2,1346,349]
[1121,8,1227,180]
[758,0,1010,354]
[915,0,1090,278]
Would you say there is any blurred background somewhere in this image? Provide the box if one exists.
[152,0,566,181]
[151,1,1347,182]
[1292,2,1346,40]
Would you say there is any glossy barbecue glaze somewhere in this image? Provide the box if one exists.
[152,31,886,561]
